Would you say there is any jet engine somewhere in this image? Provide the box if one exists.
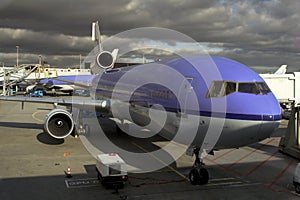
[96,51,115,69]
[44,109,74,139]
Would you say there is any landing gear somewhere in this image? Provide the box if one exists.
[295,184,300,194]
[77,124,89,135]
[72,108,90,136]
[188,148,209,185]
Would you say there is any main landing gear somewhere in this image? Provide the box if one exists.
[188,148,209,185]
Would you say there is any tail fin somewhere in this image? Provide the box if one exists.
[92,21,102,51]
[274,65,287,74]
[90,20,119,72]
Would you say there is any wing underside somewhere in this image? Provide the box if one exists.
[0,96,110,113]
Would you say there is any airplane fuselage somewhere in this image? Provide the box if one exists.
[88,56,281,151]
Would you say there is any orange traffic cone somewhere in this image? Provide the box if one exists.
[66,166,72,178]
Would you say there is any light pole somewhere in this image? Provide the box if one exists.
[79,54,82,69]
[39,55,42,65]
[16,45,19,67]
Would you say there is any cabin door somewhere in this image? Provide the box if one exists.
[177,77,193,114]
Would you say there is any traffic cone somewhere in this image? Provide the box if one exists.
[66,166,72,178]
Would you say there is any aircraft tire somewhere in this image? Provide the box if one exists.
[198,168,209,185]
[295,184,300,194]
[189,168,209,185]
[189,168,200,185]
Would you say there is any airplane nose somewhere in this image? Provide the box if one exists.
[258,95,281,139]
[259,118,280,141]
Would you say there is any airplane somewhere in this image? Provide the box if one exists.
[22,21,142,95]
[0,53,281,185]
[29,75,96,96]
[23,19,147,98]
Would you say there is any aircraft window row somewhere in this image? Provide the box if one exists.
[206,81,271,98]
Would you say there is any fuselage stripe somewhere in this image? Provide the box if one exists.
[132,105,281,121]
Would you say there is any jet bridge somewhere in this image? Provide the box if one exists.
[1,64,57,96]
[260,72,300,158]
[1,65,40,95]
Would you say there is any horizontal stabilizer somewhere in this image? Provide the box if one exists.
[111,49,119,63]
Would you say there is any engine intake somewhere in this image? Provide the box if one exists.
[44,109,74,139]
[96,51,114,69]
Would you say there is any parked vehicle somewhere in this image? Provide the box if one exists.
[96,153,128,189]
[28,90,44,97]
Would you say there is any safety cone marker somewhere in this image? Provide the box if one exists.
[66,166,72,178]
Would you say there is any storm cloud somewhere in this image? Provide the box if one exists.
[0,0,299,72]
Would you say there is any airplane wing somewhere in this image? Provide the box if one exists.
[0,95,116,139]
[48,85,75,92]
[0,96,110,112]
[52,77,91,89]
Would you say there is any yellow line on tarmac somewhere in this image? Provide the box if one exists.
[205,181,243,187]
[209,177,236,182]
[32,111,45,123]
[131,142,188,181]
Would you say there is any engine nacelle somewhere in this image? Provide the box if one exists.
[44,109,74,139]
[96,51,114,69]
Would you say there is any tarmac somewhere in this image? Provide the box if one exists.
[1,100,300,200]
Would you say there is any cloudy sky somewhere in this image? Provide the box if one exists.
[0,0,299,72]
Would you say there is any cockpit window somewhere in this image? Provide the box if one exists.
[207,81,224,98]
[238,82,271,95]
[226,82,237,95]
[256,82,271,94]
[206,81,271,98]
[238,83,259,94]
[206,81,236,98]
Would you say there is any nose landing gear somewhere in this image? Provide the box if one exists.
[188,148,209,185]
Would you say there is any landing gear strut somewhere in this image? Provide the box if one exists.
[75,109,89,136]
[188,148,209,185]
[77,124,89,135]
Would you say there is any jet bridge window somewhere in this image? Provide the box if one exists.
[206,81,236,98]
